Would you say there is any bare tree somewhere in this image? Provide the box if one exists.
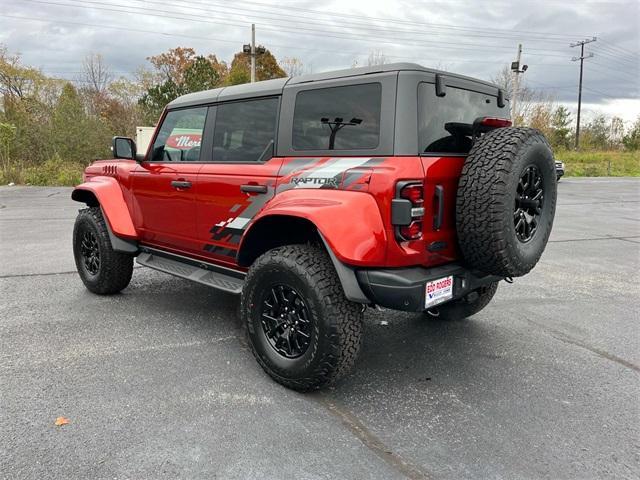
[367,50,387,66]
[280,57,304,77]
[431,61,452,72]
[492,65,546,125]
[81,53,111,94]
[0,45,45,99]
[609,116,625,149]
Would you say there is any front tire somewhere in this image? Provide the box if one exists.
[241,244,363,391]
[73,207,133,294]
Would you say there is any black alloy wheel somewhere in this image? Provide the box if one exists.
[80,228,101,275]
[260,284,312,359]
[73,207,134,294]
[514,165,544,243]
[241,244,363,391]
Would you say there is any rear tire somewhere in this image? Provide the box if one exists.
[426,282,498,321]
[73,207,133,294]
[456,127,557,277]
[241,244,363,391]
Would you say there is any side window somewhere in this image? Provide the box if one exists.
[213,97,279,162]
[151,107,207,162]
[292,83,381,151]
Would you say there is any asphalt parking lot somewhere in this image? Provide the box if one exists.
[1,178,639,480]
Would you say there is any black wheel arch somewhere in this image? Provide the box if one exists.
[237,215,370,303]
[237,215,321,267]
[71,188,100,207]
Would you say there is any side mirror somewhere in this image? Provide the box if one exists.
[112,136,137,160]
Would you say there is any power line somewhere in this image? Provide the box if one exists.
[16,0,637,78]
[16,0,579,58]
[179,0,591,40]
[106,0,576,46]
[590,47,639,69]
[0,13,576,69]
[598,38,640,58]
[588,60,639,82]
[529,80,618,100]
[595,44,639,62]
[3,7,633,104]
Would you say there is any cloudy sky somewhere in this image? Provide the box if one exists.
[2,0,639,123]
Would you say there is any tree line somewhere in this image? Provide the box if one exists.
[0,44,638,185]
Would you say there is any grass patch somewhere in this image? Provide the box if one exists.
[1,150,639,186]
[556,150,640,177]
[1,155,84,186]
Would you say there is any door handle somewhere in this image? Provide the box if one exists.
[433,185,444,231]
[240,184,268,194]
[171,180,192,189]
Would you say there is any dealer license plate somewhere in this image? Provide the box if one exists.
[425,276,454,309]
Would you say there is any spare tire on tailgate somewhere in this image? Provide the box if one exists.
[456,127,557,277]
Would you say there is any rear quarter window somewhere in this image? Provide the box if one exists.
[418,83,506,155]
[292,83,381,151]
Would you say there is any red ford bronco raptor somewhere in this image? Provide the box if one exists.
[71,63,557,391]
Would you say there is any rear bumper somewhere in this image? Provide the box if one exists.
[356,263,502,312]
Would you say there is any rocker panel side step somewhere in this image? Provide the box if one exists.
[136,248,245,294]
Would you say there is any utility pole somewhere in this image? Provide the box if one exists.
[510,44,528,123]
[250,23,256,83]
[243,24,265,83]
[570,37,596,149]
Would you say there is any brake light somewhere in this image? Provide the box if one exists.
[400,184,424,206]
[400,221,423,240]
[480,117,512,128]
[393,181,425,241]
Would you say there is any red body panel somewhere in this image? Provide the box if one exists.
[73,173,137,239]
[197,158,283,267]
[420,156,465,266]
[248,188,387,266]
[73,154,464,270]
[129,162,201,254]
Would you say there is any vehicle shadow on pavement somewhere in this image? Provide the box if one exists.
[128,269,499,392]
[347,310,497,387]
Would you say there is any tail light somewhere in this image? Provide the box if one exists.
[400,221,423,240]
[392,181,425,241]
[479,117,512,128]
[399,183,424,206]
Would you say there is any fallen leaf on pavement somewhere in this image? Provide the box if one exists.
[54,416,70,426]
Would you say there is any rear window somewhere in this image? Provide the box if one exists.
[213,97,279,163]
[418,83,506,155]
[293,83,381,151]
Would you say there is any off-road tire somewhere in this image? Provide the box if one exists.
[456,127,557,277]
[73,207,133,294]
[427,282,498,321]
[241,244,363,391]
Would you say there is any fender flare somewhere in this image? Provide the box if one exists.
[71,176,138,253]
[238,189,387,303]
[244,189,387,266]
[317,232,370,304]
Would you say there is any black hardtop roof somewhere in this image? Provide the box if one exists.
[167,62,501,109]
